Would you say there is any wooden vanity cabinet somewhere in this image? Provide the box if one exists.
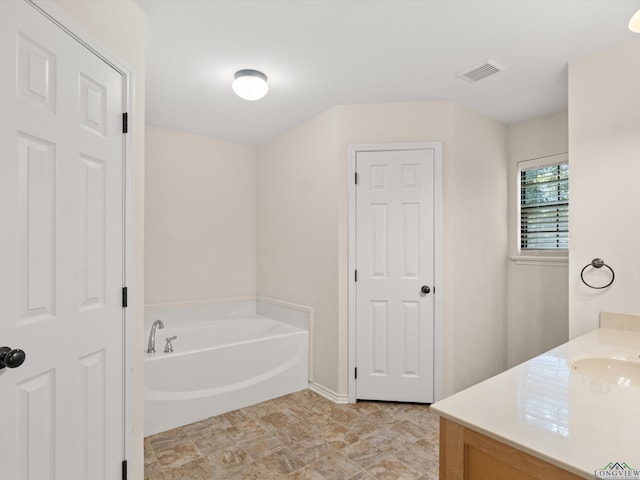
[439,418,585,480]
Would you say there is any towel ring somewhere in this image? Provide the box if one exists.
[580,258,615,289]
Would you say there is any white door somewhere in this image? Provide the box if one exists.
[0,2,126,479]
[355,148,435,403]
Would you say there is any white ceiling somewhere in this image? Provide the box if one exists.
[137,0,640,146]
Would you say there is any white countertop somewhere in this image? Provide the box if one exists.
[431,327,640,479]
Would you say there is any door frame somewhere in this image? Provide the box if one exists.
[26,0,137,464]
[348,142,443,404]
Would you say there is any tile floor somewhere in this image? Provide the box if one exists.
[144,389,440,480]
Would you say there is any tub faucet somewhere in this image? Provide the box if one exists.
[146,320,165,353]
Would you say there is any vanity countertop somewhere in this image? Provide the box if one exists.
[431,327,640,478]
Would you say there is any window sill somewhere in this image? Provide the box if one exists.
[510,255,568,266]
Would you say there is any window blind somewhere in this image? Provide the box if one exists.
[520,163,568,250]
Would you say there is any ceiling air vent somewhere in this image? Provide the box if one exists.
[456,60,504,83]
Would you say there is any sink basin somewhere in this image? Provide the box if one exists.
[570,356,640,387]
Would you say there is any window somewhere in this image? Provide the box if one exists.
[519,157,568,251]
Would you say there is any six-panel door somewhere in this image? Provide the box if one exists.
[0,2,126,478]
[356,148,435,403]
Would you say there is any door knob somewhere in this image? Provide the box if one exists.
[0,346,26,369]
[421,285,431,294]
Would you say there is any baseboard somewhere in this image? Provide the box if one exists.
[308,382,349,404]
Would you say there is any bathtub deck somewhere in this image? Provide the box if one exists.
[144,389,439,480]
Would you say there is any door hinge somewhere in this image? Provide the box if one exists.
[122,287,128,308]
[355,367,358,379]
[122,112,128,134]
[354,171,358,185]
[354,270,357,282]
[122,460,128,480]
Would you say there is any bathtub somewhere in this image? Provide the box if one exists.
[144,313,308,436]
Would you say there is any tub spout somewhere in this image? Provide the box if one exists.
[146,320,165,353]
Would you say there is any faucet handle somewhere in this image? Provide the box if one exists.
[164,335,177,353]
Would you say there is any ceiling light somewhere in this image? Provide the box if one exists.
[630,8,640,33]
[232,69,268,101]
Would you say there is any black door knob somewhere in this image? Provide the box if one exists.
[421,285,431,294]
[0,346,26,369]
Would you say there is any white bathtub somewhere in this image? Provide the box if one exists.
[144,313,308,436]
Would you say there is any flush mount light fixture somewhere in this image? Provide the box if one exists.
[630,8,640,33]
[232,69,268,101]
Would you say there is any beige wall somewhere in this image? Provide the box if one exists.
[448,104,509,392]
[258,101,508,397]
[335,102,455,395]
[506,111,569,367]
[145,126,257,305]
[257,108,341,390]
[52,0,146,476]
[568,40,640,337]
[335,102,509,395]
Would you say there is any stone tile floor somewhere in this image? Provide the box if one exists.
[145,389,440,479]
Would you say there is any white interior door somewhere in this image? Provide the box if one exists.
[0,2,126,478]
[355,148,435,403]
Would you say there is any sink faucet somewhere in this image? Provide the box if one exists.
[146,320,165,353]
